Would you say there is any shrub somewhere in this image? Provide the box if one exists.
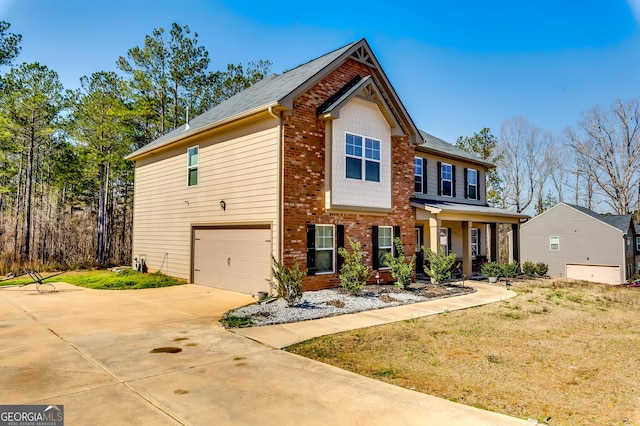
[522,261,537,276]
[383,237,415,289]
[535,262,549,276]
[481,261,503,278]
[338,237,373,295]
[502,261,519,278]
[271,256,306,307]
[423,247,457,285]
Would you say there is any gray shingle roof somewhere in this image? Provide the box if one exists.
[417,130,494,168]
[411,198,529,219]
[565,203,632,233]
[126,40,359,159]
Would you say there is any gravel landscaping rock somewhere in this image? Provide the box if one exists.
[222,281,476,327]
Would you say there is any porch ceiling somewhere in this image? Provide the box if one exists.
[411,198,529,224]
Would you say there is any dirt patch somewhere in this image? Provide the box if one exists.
[150,347,182,354]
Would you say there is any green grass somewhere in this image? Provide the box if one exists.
[0,269,185,290]
[219,314,254,328]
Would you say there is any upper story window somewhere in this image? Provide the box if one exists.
[187,146,199,187]
[441,163,453,197]
[414,157,424,193]
[346,133,380,182]
[466,168,478,200]
[550,236,559,251]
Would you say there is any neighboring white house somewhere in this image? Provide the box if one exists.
[520,203,638,284]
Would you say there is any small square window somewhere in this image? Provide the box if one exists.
[345,133,381,182]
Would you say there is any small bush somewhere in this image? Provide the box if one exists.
[535,262,549,276]
[502,261,519,278]
[271,256,306,307]
[383,237,415,289]
[423,247,457,285]
[522,261,537,276]
[338,238,373,295]
[220,314,253,328]
[481,261,503,278]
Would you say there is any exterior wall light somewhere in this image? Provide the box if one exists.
[219,200,226,211]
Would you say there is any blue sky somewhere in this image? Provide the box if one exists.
[2,0,640,143]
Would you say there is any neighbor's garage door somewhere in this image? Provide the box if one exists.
[566,264,621,285]
[193,228,271,294]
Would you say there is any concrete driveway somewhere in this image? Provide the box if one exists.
[0,282,529,425]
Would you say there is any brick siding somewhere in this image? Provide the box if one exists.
[282,59,416,291]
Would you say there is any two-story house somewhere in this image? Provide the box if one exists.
[126,38,527,294]
[412,131,528,278]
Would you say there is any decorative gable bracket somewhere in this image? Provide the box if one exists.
[317,75,404,136]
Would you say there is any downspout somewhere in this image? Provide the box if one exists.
[268,106,283,266]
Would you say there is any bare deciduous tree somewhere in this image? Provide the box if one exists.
[497,116,550,213]
[566,98,640,214]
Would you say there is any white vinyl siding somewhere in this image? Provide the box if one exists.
[132,119,280,281]
[330,97,392,210]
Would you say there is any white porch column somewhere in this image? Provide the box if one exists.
[428,218,440,254]
[462,221,472,277]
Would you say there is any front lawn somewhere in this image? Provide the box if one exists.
[0,269,185,290]
[287,279,640,425]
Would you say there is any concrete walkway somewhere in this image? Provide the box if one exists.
[233,282,515,348]
[0,281,530,425]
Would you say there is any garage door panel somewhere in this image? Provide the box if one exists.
[193,228,271,294]
[566,264,620,285]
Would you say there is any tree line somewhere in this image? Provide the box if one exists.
[2,19,638,273]
[456,99,640,217]
[0,21,271,273]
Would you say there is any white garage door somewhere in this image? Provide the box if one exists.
[193,228,271,294]
[566,264,621,285]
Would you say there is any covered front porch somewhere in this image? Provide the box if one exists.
[412,199,529,278]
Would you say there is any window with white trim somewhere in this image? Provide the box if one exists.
[414,157,423,193]
[636,236,640,252]
[187,146,199,187]
[467,169,478,200]
[440,228,449,254]
[345,133,380,182]
[315,225,334,274]
[549,236,559,251]
[377,226,393,268]
[441,163,453,197]
[471,229,479,256]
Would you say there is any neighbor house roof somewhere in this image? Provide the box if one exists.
[126,39,423,160]
[565,203,632,234]
[416,130,495,169]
